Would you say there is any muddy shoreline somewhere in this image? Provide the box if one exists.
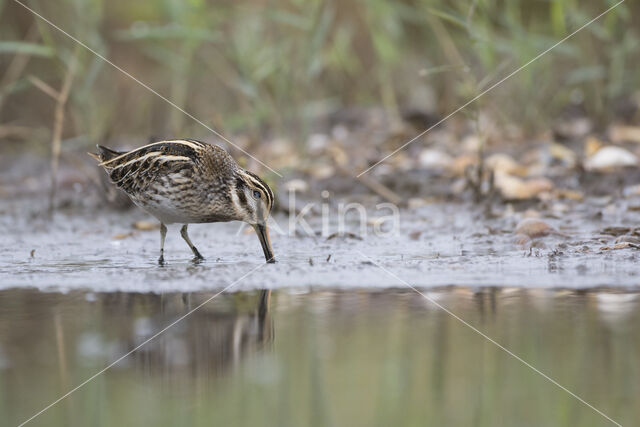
[2,191,639,292]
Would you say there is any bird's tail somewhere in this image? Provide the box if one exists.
[88,145,123,163]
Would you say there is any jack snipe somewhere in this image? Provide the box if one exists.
[90,139,275,264]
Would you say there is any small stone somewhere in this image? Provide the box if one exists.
[418,149,453,170]
[515,218,555,238]
[408,198,428,209]
[623,184,640,198]
[585,146,638,172]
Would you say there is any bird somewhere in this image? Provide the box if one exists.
[89,139,275,265]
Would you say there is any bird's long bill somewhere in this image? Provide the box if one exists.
[253,223,275,263]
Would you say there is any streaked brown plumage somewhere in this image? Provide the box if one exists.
[90,139,275,264]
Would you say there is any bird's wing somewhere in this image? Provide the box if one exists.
[102,140,204,194]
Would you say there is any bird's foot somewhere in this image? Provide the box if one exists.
[191,247,204,261]
[158,255,166,266]
[190,256,204,265]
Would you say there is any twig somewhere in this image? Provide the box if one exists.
[355,171,404,206]
[28,75,60,100]
[48,48,80,213]
[334,162,403,206]
[328,146,404,206]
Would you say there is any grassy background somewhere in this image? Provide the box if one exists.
[0,0,637,154]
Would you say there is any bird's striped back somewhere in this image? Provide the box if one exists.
[98,139,208,168]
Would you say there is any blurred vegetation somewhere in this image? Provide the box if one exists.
[0,0,637,154]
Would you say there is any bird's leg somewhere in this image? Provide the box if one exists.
[158,223,167,266]
[180,224,204,261]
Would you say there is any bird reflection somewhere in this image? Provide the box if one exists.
[122,289,274,380]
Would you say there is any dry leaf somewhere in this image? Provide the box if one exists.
[449,154,476,177]
[615,235,640,244]
[585,136,604,157]
[133,221,159,231]
[554,189,584,201]
[495,171,553,200]
[113,232,136,240]
[549,143,577,168]
[600,242,640,250]
[600,226,632,236]
[609,125,640,144]
[485,153,528,176]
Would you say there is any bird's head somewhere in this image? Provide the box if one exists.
[232,170,276,263]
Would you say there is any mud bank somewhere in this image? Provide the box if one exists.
[1,196,639,292]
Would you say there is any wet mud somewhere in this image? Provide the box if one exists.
[1,195,639,293]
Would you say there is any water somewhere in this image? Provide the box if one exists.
[2,201,640,292]
[2,197,639,426]
[1,287,638,426]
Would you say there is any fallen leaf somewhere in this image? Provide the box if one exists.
[600,242,640,250]
[614,235,640,244]
[449,154,476,177]
[495,171,553,200]
[609,125,640,144]
[133,221,159,231]
[113,232,136,240]
[585,136,604,157]
[485,153,528,176]
[549,143,577,167]
[554,189,584,201]
[601,226,632,236]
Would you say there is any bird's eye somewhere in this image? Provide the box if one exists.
[253,190,261,199]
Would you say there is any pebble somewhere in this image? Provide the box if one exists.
[515,218,555,238]
[418,149,453,170]
[585,146,638,171]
